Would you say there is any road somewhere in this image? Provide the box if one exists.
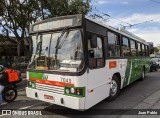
[1,70,160,118]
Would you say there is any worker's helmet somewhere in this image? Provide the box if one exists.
[0,65,4,73]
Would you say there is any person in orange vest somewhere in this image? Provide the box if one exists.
[0,65,8,106]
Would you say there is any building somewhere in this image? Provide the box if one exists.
[147,42,154,49]
[0,34,30,69]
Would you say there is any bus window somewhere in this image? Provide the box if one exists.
[107,32,120,57]
[122,37,130,57]
[144,45,146,56]
[142,44,145,56]
[130,39,136,57]
[137,43,142,56]
[88,33,104,68]
[146,45,149,56]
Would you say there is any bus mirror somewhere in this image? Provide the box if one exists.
[90,35,97,48]
[89,58,97,68]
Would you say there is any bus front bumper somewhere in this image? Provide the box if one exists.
[26,87,85,110]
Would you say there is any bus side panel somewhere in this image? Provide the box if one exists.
[85,59,127,109]
[128,58,143,84]
[85,67,110,109]
[123,58,150,86]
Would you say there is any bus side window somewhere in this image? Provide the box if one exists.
[107,32,120,57]
[130,39,136,57]
[88,33,104,68]
[142,44,145,57]
[137,42,142,56]
[122,37,130,57]
[146,45,149,56]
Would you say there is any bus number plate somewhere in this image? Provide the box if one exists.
[44,94,54,100]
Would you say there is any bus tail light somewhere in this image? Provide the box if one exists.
[64,86,85,97]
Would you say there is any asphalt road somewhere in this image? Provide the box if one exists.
[1,69,160,118]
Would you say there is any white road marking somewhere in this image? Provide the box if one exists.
[19,102,46,109]
[17,88,25,92]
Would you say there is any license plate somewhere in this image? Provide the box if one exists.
[44,94,54,100]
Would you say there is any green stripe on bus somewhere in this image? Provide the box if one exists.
[29,72,43,79]
[123,58,150,87]
[123,59,131,87]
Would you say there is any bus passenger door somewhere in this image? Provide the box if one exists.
[85,33,110,109]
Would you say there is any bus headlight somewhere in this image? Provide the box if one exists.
[65,88,70,94]
[70,88,75,93]
[28,81,32,86]
[27,81,36,89]
[64,86,85,97]
[32,83,35,88]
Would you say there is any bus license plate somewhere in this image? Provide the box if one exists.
[44,94,54,100]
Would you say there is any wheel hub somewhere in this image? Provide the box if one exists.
[110,80,117,96]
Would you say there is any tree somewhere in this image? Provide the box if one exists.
[154,47,159,54]
[0,0,92,56]
[0,0,42,56]
[150,48,154,54]
[42,0,91,18]
[0,0,4,16]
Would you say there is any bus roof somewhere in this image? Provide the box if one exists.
[85,15,149,45]
[30,14,148,45]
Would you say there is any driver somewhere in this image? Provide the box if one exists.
[0,65,8,106]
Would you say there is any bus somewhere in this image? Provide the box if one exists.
[26,14,150,110]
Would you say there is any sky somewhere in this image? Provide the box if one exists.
[89,0,160,47]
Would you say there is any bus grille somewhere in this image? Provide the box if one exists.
[36,83,64,94]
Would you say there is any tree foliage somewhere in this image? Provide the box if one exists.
[42,0,91,18]
[0,0,92,56]
[154,47,159,54]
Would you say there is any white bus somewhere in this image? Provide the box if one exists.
[26,14,150,110]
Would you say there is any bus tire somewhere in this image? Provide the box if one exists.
[107,75,120,101]
[140,68,145,81]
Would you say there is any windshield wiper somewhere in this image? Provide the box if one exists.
[38,35,43,56]
[48,34,53,69]
[32,32,43,64]
[34,34,42,57]
[55,27,68,49]
[54,28,68,68]
[32,32,40,60]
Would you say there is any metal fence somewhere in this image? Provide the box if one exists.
[0,56,29,72]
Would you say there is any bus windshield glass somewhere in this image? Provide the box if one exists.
[28,29,84,72]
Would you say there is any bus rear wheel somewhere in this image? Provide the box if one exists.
[107,75,120,101]
[140,68,145,80]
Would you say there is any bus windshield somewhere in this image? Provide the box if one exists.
[28,29,84,72]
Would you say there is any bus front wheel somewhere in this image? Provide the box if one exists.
[107,75,120,101]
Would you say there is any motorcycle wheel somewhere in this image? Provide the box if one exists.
[2,88,17,102]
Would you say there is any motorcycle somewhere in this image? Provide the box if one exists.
[2,70,22,103]
[2,83,18,102]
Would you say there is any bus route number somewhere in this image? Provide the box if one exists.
[61,77,71,83]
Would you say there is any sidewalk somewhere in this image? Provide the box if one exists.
[119,89,160,117]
